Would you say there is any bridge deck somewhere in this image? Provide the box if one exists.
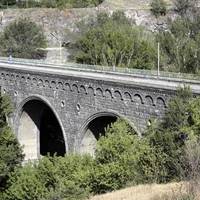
[1,57,200,93]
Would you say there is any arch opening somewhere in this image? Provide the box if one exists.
[80,114,118,155]
[18,99,66,160]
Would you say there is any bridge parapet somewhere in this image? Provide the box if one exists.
[1,57,200,82]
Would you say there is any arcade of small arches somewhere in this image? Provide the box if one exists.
[1,71,167,108]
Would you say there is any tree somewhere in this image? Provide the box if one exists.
[89,119,165,193]
[0,18,47,59]
[68,11,157,69]
[4,155,92,200]
[145,87,199,182]
[0,95,24,192]
[150,0,167,18]
[0,0,16,8]
[173,0,198,17]
[157,16,200,73]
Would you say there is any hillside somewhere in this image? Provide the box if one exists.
[99,0,173,9]
[90,182,186,200]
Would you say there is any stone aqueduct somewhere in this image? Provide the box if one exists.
[0,59,200,160]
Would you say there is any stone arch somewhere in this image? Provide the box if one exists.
[27,76,31,85]
[15,95,67,161]
[156,97,166,108]
[133,94,143,104]
[124,92,132,101]
[145,95,154,106]
[87,86,95,96]
[1,72,5,79]
[50,80,56,89]
[95,87,104,97]
[80,85,87,94]
[32,77,37,86]
[64,82,71,91]
[57,81,64,90]
[105,89,112,99]
[114,90,123,100]
[21,76,26,83]
[38,79,44,88]
[44,80,50,87]
[79,111,140,156]
[72,84,79,93]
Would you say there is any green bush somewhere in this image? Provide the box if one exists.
[0,95,24,192]
[145,87,200,183]
[0,0,16,8]
[0,18,47,59]
[4,155,92,200]
[1,0,103,9]
[150,0,167,17]
[173,0,198,17]
[70,11,157,69]
[4,165,47,200]
[157,13,200,73]
[89,119,165,194]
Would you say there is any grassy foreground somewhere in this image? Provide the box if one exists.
[90,182,187,200]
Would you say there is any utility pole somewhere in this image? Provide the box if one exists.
[157,42,160,77]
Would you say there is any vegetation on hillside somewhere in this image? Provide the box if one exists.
[150,0,167,17]
[0,18,47,59]
[0,95,24,194]
[68,11,157,69]
[157,14,200,73]
[0,0,103,9]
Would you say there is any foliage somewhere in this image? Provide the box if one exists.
[145,87,200,182]
[89,119,165,193]
[162,85,192,130]
[0,18,47,59]
[157,16,200,73]
[4,155,92,200]
[0,0,16,8]
[69,11,157,69]
[4,165,47,200]
[150,0,167,17]
[0,95,24,192]
[1,0,103,9]
[173,0,198,17]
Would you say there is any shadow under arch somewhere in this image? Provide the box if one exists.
[15,95,67,161]
[79,111,140,156]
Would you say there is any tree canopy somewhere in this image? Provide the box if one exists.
[0,18,47,59]
[68,11,157,70]
[0,95,24,192]
[157,14,200,73]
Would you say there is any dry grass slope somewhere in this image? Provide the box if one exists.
[90,182,187,200]
[100,0,173,9]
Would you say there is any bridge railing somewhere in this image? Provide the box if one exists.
[0,56,200,81]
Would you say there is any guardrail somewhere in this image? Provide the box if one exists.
[0,57,200,81]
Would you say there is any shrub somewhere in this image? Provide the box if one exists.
[4,165,47,200]
[150,0,167,17]
[173,0,198,16]
[90,119,165,194]
[4,155,92,200]
[70,11,157,69]
[0,18,47,59]
[0,95,24,192]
